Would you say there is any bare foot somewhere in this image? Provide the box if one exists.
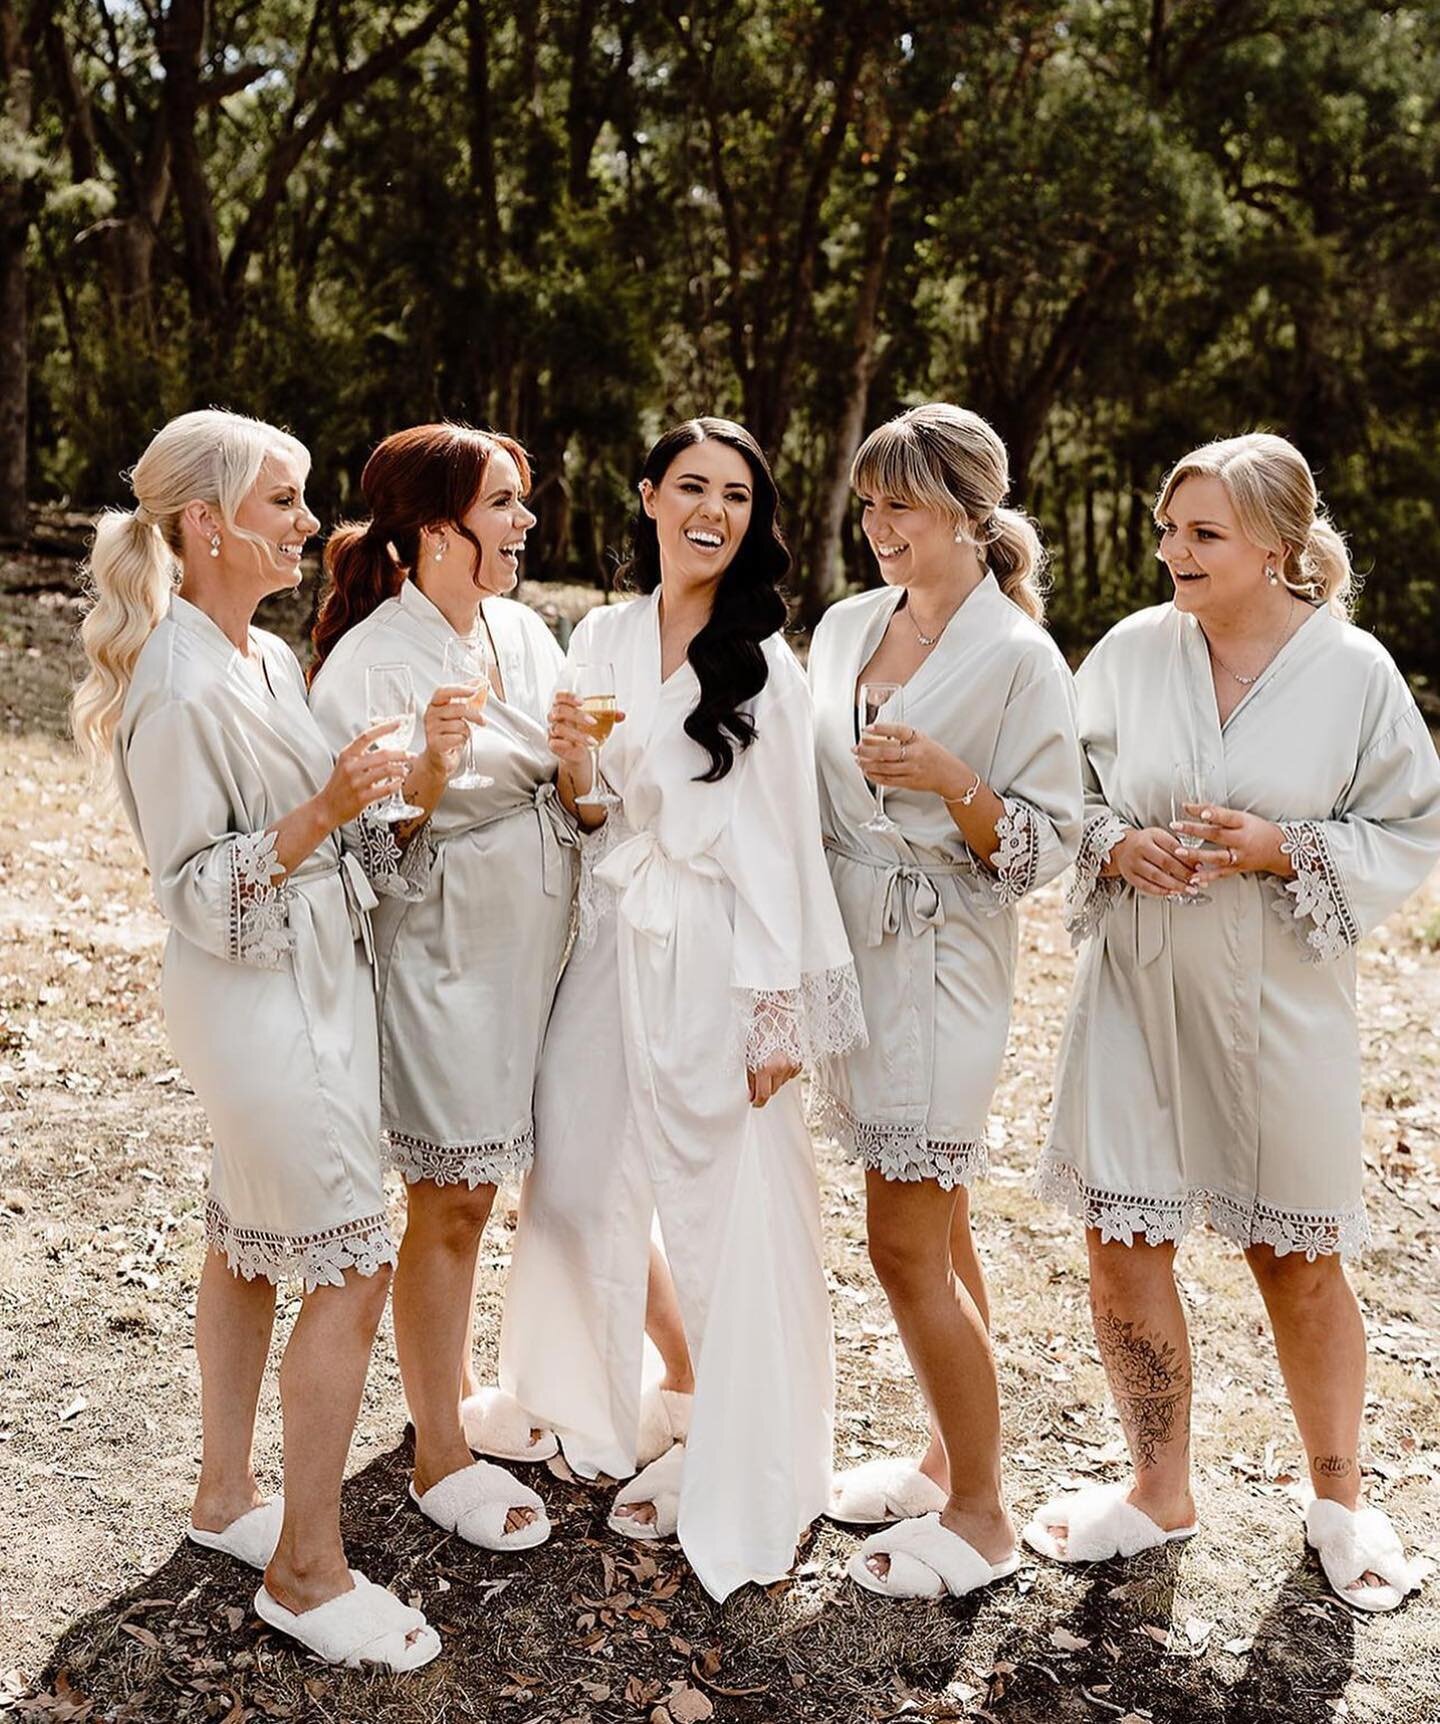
[614,1500,658,1528]
[191,1480,267,1536]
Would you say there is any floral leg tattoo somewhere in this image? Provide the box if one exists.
[1093,1310,1191,1472]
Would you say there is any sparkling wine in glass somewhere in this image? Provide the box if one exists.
[858,681,903,835]
[573,661,620,810]
[365,661,424,822]
[442,635,492,790]
[1171,756,1216,904]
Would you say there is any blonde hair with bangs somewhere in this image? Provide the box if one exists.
[1154,432,1355,617]
[72,408,310,776]
[850,403,1048,623]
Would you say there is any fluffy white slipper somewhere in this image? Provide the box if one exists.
[607,1443,685,1542]
[187,1497,285,1570]
[1022,1483,1197,1564]
[635,1387,693,1467]
[409,1459,550,1551]
[460,1386,559,1464]
[848,1513,1021,1600]
[1305,1497,1425,1613]
[254,1569,440,1671]
[829,1458,948,1527]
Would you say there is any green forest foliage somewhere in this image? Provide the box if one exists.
[14,0,1440,681]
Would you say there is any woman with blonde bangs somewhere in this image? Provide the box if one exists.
[1029,432,1440,1611]
[73,409,440,1672]
[308,423,575,1554]
[810,403,1083,1599]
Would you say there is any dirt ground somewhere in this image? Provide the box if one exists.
[2,553,1438,1724]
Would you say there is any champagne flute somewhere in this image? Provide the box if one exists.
[1171,756,1216,904]
[858,681,903,834]
[442,634,493,790]
[572,660,620,810]
[365,662,424,822]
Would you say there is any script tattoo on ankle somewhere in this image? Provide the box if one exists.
[1314,1454,1354,1478]
[1093,1310,1191,1473]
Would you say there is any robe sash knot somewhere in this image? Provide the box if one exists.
[824,841,968,946]
[595,827,725,946]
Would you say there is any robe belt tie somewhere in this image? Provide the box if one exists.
[594,827,724,947]
[293,850,380,965]
[430,781,580,897]
[824,842,967,947]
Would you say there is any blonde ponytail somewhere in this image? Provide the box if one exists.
[982,504,1048,624]
[851,403,1051,623]
[1295,516,1357,618]
[70,408,309,779]
[72,512,178,771]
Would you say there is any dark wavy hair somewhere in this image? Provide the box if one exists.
[309,422,532,679]
[620,418,791,782]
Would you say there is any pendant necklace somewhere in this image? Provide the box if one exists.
[1205,600,1297,686]
[902,596,954,649]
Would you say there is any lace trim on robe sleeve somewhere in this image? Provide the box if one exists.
[573,812,621,958]
[1063,811,1130,946]
[1267,820,1360,964]
[984,796,1040,910]
[227,829,294,968]
[733,962,867,1072]
[353,812,434,903]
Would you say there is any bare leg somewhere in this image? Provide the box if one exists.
[614,1244,694,1528]
[191,1247,277,1532]
[865,1171,1014,1570]
[917,1188,991,1490]
[1043,1234,1195,1554]
[645,1241,694,1394]
[264,1265,405,1616]
[459,1246,484,1402]
[392,1179,535,1533]
[1244,1246,1385,1590]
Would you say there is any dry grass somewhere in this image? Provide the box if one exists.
[2,554,1438,1724]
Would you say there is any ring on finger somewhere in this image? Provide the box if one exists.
[1227,846,1237,865]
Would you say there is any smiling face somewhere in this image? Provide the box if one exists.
[857,490,965,587]
[641,438,755,593]
[1156,473,1282,618]
[228,451,320,594]
[457,446,536,597]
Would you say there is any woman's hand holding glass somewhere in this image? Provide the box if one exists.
[549,675,625,811]
[441,637,492,789]
[1111,828,1202,898]
[853,721,975,801]
[1170,804,1290,887]
[318,721,410,828]
[418,680,489,782]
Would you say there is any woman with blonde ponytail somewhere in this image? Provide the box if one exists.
[73,408,442,1672]
[809,403,1083,1599]
[1031,431,1440,1613]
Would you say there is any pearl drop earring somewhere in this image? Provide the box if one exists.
[209,532,221,559]
[1265,564,1279,585]
[434,537,448,562]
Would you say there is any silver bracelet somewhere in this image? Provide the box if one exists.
[944,771,983,809]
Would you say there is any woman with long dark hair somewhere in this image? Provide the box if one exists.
[498,418,864,1599]
[309,423,571,1552]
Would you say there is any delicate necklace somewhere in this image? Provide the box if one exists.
[1204,600,1298,686]
[901,594,956,649]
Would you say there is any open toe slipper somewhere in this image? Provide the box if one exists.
[607,1444,684,1542]
[1305,1497,1424,1613]
[635,1387,693,1467]
[410,1459,550,1551]
[848,1513,1021,1600]
[460,1386,559,1464]
[1022,1483,1197,1564]
[829,1457,948,1527]
[254,1570,440,1671]
[187,1497,285,1570]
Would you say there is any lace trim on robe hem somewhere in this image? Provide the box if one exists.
[1063,810,1130,946]
[810,1087,988,1190]
[205,1198,398,1292]
[385,1126,535,1189]
[733,962,868,1072]
[573,814,621,957]
[355,812,433,903]
[986,797,1040,910]
[1271,820,1360,964]
[1034,1156,1371,1261]
[228,829,294,968]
